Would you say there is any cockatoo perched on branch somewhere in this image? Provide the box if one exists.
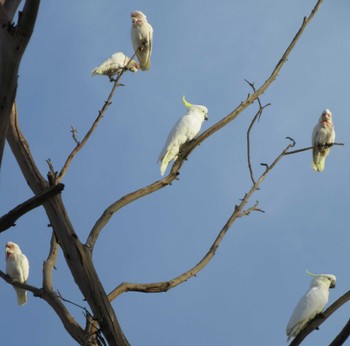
[158,96,208,176]
[131,10,153,71]
[286,270,336,342]
[311,109,335,172]
[5,242,29,305]
[92,52,140,80]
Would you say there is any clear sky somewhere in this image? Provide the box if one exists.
[1,0,350,345]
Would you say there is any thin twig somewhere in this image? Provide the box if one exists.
[284,142,344,155]
[56,51,139,184]
[86,1,323,251]
[245,79,271,185]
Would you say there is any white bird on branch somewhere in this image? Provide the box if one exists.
[158,96,208,176]
[286,270,336,342]
[311,109,335,172]
[131,11,153,71]
[92,52,140,80]
[5,242,30,305]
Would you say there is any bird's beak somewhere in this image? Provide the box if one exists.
[330,282,336,289]
[205,115,208,121]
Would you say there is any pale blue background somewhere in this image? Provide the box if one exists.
[1,1,350,345]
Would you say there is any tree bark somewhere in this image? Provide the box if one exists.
[7,105,130,346]
[0,0,40,169]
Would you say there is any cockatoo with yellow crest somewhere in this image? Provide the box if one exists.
[312,109,335,172]
[131,11,153,71]
[92,52,140,81]
[5,242,30,305]
[158,96,208,176]
[286,270,336,342]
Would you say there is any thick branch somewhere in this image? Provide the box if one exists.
[86,0,324,251]
[3,0,22,21]
[0,0,40,169]
[7,105,129,345]
[290,290,350,346]
[0,183,64,232]
[108,141,294,301]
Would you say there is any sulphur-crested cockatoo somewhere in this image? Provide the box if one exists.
[5,242,30,305]
[286,270,336,342]
[158,96,208,176]
[92,52,140,80]
[131,11,153,71]
[311,109,335,172]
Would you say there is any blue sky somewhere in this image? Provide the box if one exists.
[1,0,350,345]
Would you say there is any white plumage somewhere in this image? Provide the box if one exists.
[92,52,140,80]
[5,242,30,305]
[131,11,153,71]
[286,271,336,342]
[311,109,335,172]
[158,96,208,176]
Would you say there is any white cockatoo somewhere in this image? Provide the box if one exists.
[158,96,208,176]
[131,10,153,71]
[286,270,336,342]
[92,52,140,80]
[5,242,30,305]
[311,109,335,172]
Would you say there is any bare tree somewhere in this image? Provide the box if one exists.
[1,0,348,345]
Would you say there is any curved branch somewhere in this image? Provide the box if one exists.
[289,290,350,346]
[108,141,294,301]
[86,0,324,251]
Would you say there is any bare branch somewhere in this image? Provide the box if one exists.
[0,1,40,168]
[289,290,350,346]
[108,140,294,301]
[56,51,139,184]
[86,1,323,251]
[0,183,64,232]
[245,79,271,185]
[7,102,130,345]
[329,318,350,346]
